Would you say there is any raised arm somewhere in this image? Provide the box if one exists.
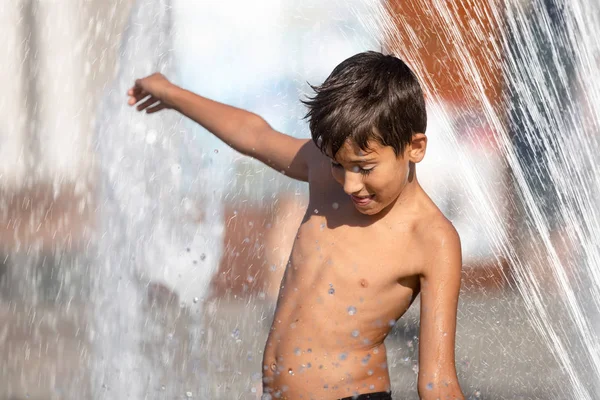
[417,222,465,400]
[127,73,313,182]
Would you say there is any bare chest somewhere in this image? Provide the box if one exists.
[286,211,421,297]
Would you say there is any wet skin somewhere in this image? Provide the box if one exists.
[126,75,464,400]
[262,140,447,399]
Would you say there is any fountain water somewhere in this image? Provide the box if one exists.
[92,0,224,397]
[2,0,599,398]
[358,0,600,398]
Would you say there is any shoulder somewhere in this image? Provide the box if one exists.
[415,213,462,275]
[305,142,334,182]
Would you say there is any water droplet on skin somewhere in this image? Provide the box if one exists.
[339,352,348,361]
[320,223,326,231]
[294,347,301,356]
[351,330,359,338]
[270,363,277,371]
[314,209,319,214]
[388,319,396,326]
[426,383,434,390]
[369,384,375,390]
[328,287,335,295]
[307,363,312,368]
[361,354,371,365]
[332,202,339,209]
[288,368,294,375]
[347,306,357,315]
[307,348,312,353]
[367,370,374,376]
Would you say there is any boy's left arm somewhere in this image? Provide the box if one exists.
[417,224,465,400]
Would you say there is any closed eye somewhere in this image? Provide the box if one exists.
[331,161,375,175]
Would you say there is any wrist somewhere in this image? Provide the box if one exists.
[163,83,181,108]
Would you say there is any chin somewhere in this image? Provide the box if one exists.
[357,205,382,215]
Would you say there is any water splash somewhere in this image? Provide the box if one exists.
[357,0,600,397]
[92,0,223,396]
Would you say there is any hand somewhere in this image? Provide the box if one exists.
[127,72,174,113]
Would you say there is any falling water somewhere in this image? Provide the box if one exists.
[92,0,224,397]
[358,0,600,398]
[2,0,599,399]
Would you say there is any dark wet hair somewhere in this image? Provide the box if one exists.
[302,51,427,157]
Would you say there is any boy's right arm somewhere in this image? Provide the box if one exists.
[127,73,312,182]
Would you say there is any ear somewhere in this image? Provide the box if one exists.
[408,133,427,163]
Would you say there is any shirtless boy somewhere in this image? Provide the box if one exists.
[127,51,465,400]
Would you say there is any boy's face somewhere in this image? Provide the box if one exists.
[330,138,419,216]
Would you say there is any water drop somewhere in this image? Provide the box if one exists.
[314,209,319,214]
[347,306,357,315]
[185,391,192,398]
[200,253,206,261]
[332,202,339,209]
[351,329,360,338]
[288,368,294,375]
[339,352,348,361]
[328,287,335,295]
[294,347,301,356]
[193,297,199,303]
[426,382,434,390]
[214,149,219,154]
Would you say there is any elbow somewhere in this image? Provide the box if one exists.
[241,113,270,157]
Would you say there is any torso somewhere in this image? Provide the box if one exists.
[262,152,439,400]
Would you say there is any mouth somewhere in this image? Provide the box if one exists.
[350,194,375,206]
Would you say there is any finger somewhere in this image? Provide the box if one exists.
[128,93,149,106]
[146,103,168,114]
[136,96,160,111]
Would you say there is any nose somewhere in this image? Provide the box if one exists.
[341,171,364,195]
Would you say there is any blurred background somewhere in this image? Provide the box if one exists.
[1,0,599,399]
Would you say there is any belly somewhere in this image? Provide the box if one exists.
[261,265,415,399]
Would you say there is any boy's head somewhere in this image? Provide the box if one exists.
[302,51,428,215]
